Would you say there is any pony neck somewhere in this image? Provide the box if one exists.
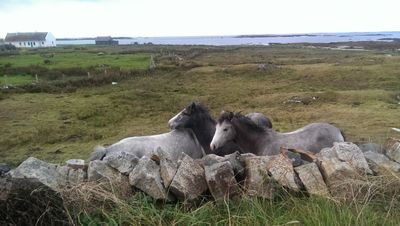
[190,118,215,154]
[234,123,271,155]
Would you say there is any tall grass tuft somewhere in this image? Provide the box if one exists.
[68,175,400,225]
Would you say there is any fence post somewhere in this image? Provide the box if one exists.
[3,74,7,87]
[150,55,156,69]
[35,74,39,83]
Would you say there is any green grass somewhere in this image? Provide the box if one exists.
[1,44,400,225]
[0,74,35,86]
[0,45,399,166]
[75,193,400,226]
[0,49,150,70]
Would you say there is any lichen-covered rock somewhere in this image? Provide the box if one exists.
[294,162,329,196]
[129,157,168,200]
[384,138,400,163]
[204,161,239,200]
[319,142,372,175]
[363,151,400,174]
[317,151,368,200]
[9,157,61,190]
[169,153,208,201]
[87,160,131,197]
[317,155,363,182]
[157,151,178,188]
[243,155,275,198]
[103,151,139,175]
[88,160,128,184]
[266,154,301,192]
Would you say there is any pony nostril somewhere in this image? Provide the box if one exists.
[211,144,215,151]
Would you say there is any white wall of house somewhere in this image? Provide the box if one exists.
[6,32,56,48]
[44,32,56,47]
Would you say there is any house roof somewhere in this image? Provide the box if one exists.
[5,32,48,42]
[95,36,113,41]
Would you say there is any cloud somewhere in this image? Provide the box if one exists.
[0,0,32,7]
[0,0,105,8]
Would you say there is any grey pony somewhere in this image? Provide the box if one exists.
[211,111,345,156]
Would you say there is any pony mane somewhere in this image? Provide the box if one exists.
[218,111,266,133]
[185,102,215,124]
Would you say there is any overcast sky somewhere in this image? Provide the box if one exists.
[1,0,399,38]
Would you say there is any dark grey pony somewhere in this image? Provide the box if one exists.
[210,111,345,155]
[168,102,272,156]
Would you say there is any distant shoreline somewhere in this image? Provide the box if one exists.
[55,32,398,40]
[55,32,400,46]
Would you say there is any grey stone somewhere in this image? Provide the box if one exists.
[242,152,301,194]
[202,154,225,166]
[223,152,245,179]
[88,160,127,184]
[384,138,400,163]
[317,152,368,199]
[66,159,85,170]
[9,157,60,190]
[170,153,208,201]
[243,155,275,198]
[319,142,372,175]
[103,151,139,175]
[158,153,178,188]
[239,153,257,163]
[358,143,384,154]
[294,162,329,196]
[129,157,168,200]
[266,154,301,192]
[68,168,86,184]
[200,152,245,180]
[204,161,239,200]
[317,155,364,182]
[363,151,400,174]
[0,163,11,177]
[287,151,306,167]
[87,160,131,197]
[56,165,70,188]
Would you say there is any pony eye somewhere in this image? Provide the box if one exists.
[223,128,228,132]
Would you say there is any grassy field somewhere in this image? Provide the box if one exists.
[1,44,400,225]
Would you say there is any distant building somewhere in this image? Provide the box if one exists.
[95,36,118,45]
[0,39,4,45]
[5,32,56,48]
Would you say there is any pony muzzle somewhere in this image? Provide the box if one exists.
[210,141,219,151]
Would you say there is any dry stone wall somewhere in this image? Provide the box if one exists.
[2,139,400,206]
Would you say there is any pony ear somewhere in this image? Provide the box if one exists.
[190,102,196,113]
[228,112,234,120]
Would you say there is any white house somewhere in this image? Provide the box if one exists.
[5,32,56,48]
